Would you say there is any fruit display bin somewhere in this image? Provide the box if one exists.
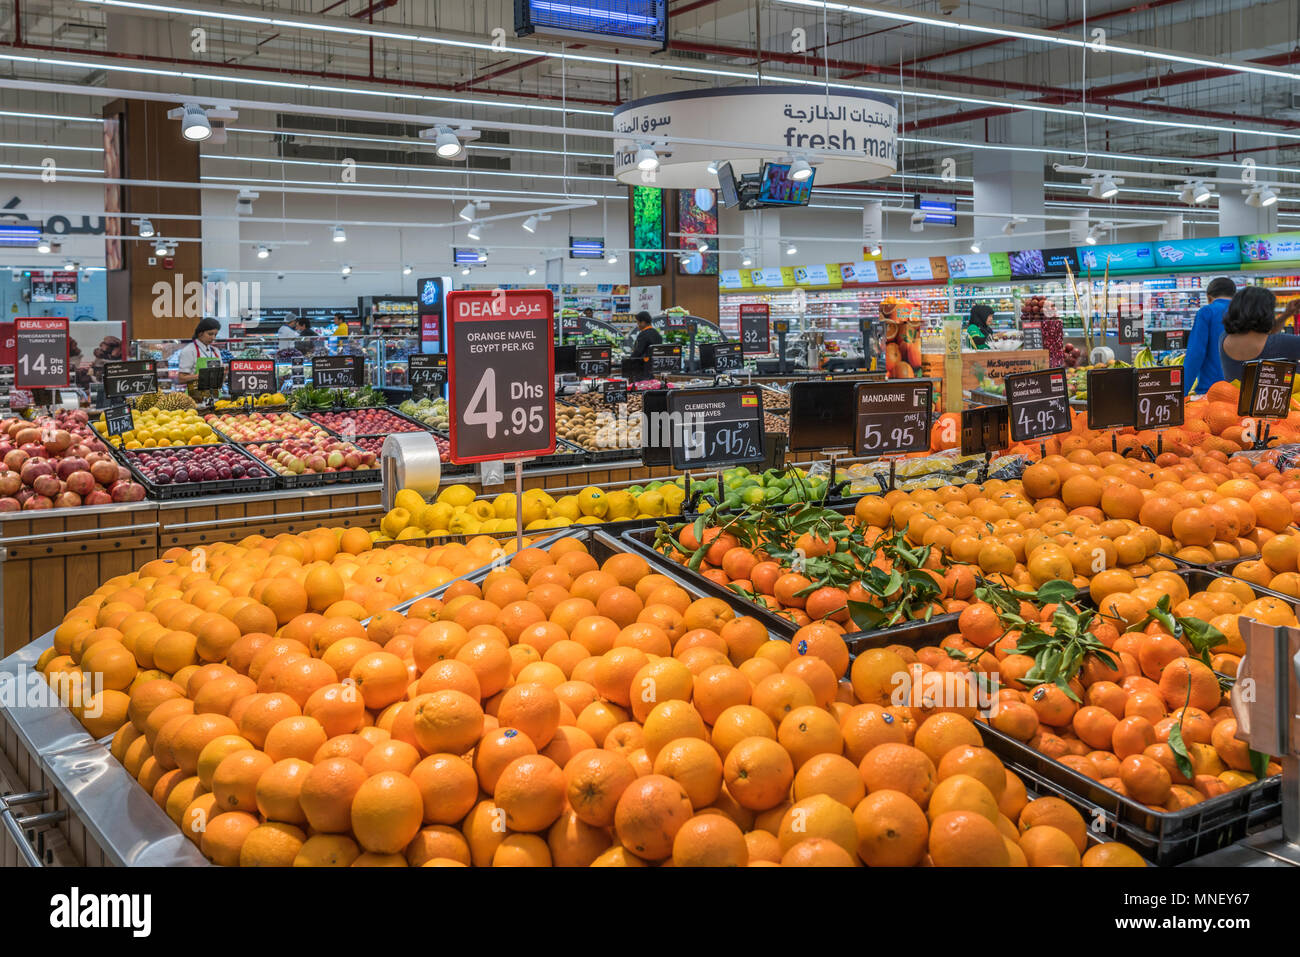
[238,442,381,489]
[203,411,325,445]
[107,443,276,501]
[554,398,645,465]
[302,406,433,439]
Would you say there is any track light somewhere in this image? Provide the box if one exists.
[579,267,589,277]
[697,241,709,253]
[402,264,412,275]
[606,252,618,264]
[784,243,797,255]
[527,266,537,276]
[64,259,76,270]
[137,218,155,238]
[635,143,660,172]
[467,223,482,242]
[1087,174,1119,199]
[706,160,719,176]
[477,252,487,262]
[790,157,813,181]
[869,243,882,257]
[37,236,50,254]
[1180,181,1211,205]
[461,266,471,275]
[154,238,168,256]
[522,215,539,233]
[1002,217,1028,236]
[1246,186,1279,208]
[420,125,466,160]
[175,102,211,141]
[256,245,270,259]
[1084,224,1105,245]
[741,251,753,267]
[910,210,925,233]
[332,225,346,243]
[458,202,477,223]
[341,264,352,275]
[969,240,981,253]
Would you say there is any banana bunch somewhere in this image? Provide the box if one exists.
[1132,346,1156,368]
[1164,353,1185,366]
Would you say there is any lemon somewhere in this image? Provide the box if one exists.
[525,488,555,509]
[469,500,496,522]
[520,497,548,526]
[478,518,501,534]
[576,516,604,525]
[394,488,426,513]
[524,518,550,531]
[418,502,453,532]
[448,513,481,535]
[396,526,425,540]
[577,486,608,518]
[635,490,665,518]
[604,490,637,520]
[493,493,516,519]
[547,516,572,528]
[368,530,384,542]
[438,484,476,508]
[381,507,412,538]
[551,496,581,521]
[497,518,518,532]
[660,484,685,512]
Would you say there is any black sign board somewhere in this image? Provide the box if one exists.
[960,405,1009,455]
[666,387,765,470]
[640,389,671,466]
[739,304,771,355]
[1118,310,1145,345]
[853,379,933,457]
[710,342,743,372]
[228,358,276,398]
[773,319,790,335]
[603,379,629,405]
[789,381,855,451]
[311,354,364,388]
[446,288,556,464]
[259,307,302,323]
[649,343,682,375]
[104,402,134,438]
[1006,367,1072,443]
[1151,329,1185,351]
[409,353,448,400]
[1135,367,1185,430]
[1040,247,1079,278]
[1020,321,1043,350]
[103,359,157,400]
[302,307,360,321]
[576,345,612,378]
[13,318,69,389]
[1239,359,1296,420]
[196,362,224,391]
[1086,367,1137,430]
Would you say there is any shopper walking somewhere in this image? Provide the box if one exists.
[1219,286,1300,383]
[1183,277,1235,395]
[628,310,662,380]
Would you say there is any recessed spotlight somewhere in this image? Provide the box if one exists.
[790,157,813,181]
[332,225,346,243]
[635,144,659,172]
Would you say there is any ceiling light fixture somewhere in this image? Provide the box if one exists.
[172,102,210,141]
[256,244,269,259]
[466,223,482,241]
[153,238,168,256]
[458,202,478,223]
[910,210,925,233]
[37,236,50,254]
[579,267,589,277]
[402,264,412,274]
[706,160,719,176]
[461,266,471,275]
[1245,185,1280,208]
[1087,174,1120,199]
[785,242,797,255]
[741,251,753,267]
[970,240,981,253]
[1179,181,1212,204]
[136,218,154,238]
[477,252,487,262]
[869,243,882,256]
[418,124,481,160]
[341,264,352,275]
[790,157,813,182]
[522,215,539,233]
[1002,217,1028,235]
[527,266,537,276]
[697,241,709,252]
[64,258,76,270]
[332,225,346,243]
[606,252,618,264]
[635,144,660,172]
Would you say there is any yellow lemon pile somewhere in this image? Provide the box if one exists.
[95,408,219,449]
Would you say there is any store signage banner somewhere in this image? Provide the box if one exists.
[613,85,897,187]
[838,262,876,286]
[792,263,832,286]
[1240,232,1300,265]
[862,201,883,246]
[719,270,744,290]
[1152,237,1240,269]
[1077,242,1155,272]
[1041,247,1079,277]
[749,267,785,287]
[631,285,662,314]
[945,252,1010,280]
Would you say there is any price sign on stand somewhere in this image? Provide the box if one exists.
[103,359,157,400]
[789,380,855,451]
[667,387,765,470]
[602,380,629,405]
[1020,321,1043,350]
[649,343,682,375]
[446,288,556,464]
[960,405,1009,456]
[1119,312,1145,345]
[712,342,743,373]
[1135,368,1184,430]
[1151,329,1185,351]
[853,379,933,457]
[773,319,790,335]
[408,353,448,400]
[311,355,364,388]
[13,317,69,389]
[228,359,276,398]
[1006,368,1072,443]
[196,362,224,392]
[739,304,770,354]
[1239,360,1296,419]
[1086,367,1137,430]
[576,346,612,379]
[104,402,134,438]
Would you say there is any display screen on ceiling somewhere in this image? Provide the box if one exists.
[633,185,665,277]
[758,162,814,206]
[1040,247,1079,276]
[677,189,719,276]
[517,0,666,46]
[717,162,740,209]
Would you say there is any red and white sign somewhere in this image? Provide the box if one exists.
[0,321,14,367]
[13,317,70,389]
[446,288,556,464]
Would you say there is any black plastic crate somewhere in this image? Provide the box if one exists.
[303,405,433,439]
[240,440,380,489]
[203,410,325,445]
[109,442,275,500]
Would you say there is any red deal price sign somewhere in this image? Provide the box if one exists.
[446,288,556,464]
[14,317,69,388]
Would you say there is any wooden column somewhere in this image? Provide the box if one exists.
[103,99,202,342]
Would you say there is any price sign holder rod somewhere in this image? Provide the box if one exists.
[777,328,788,375]
[513,459,530,556]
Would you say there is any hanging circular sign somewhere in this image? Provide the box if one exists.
[614,85,897,188]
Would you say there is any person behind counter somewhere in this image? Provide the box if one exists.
[628,310,662,379]
[175,317,221,387]
[277,315,310,350]
[966,304,995,349]
[1219,285,1300,383]
[333,314,350,336]
[1183,276,1235,396]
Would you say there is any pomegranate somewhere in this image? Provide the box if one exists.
[0,471,19,496]
[110,481,146,503]
[89,459,119,486]
[15,487,33,505]
[14,427,40,447]
[54,490,82,508]
[3,449,27,472]
[56,457,89,479]
[65,470,95,496]
[32,473,62,498]
[84,489,113,506]
[22,494,53,509]
[19,443,47,458]
[43,429,73,454]
[0,496,19,511]
[20,459,53,486]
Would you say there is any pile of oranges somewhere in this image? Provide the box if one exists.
[41,530,1155,866]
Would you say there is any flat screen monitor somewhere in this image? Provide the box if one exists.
[717,162,740,209]
[788,381,855,451]
[757,162,814,206]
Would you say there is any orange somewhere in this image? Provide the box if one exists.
[1120,753,1173,804]
[722,736,795,811]
[348,651,410,710]
[349,771,423,854]
[853,788,928,866]
[411,690,484,756]
[710,705,777,760]
[1020,825,1082,866]
[793,753,866,807]
[211,749,273,813]
[850,648,907,706]
[780,837,858,866]
[751,672,817,728]
[1158,657,1222,713]
[652,737,723,809]
[494,754,566,832]
[299,757,369,833]
[641,700,707,761]
[1082,842,1147,866]
[776,705,843,768]
[613,773,694,861]
[263,715,328,764]
[362,740,421,776]
[255,757,312,824]
[409,754,479,826]
[455,637,513,698]
[1018,796,1087,852]
[928,810,1010,866]
[671,814,748,867]
[935,744,1006,800]
[200,810,260,866]
[692,665,752,725]
[913,712,982,766]
[858,742,937,808]
[239,821,308,866]
[842,705,909,763]
[171,713,240,776]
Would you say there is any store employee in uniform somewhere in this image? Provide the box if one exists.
[628,311,662,379]
[176,317,222,388]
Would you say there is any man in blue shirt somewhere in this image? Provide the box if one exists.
[1183,276,1236,396]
